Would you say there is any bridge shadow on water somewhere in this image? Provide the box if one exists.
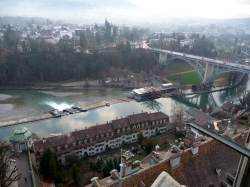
[172,82,248,112]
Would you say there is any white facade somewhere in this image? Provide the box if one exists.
[58,126,168,164]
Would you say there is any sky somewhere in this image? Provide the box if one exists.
[1,0,250,24]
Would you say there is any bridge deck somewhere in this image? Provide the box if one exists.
[149,47,250,72]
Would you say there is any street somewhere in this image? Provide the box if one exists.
[15,152,33,187]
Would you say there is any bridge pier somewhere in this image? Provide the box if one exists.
[203,63,214,83]
[159,53,168,65]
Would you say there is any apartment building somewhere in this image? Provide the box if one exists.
[32,112,173,163]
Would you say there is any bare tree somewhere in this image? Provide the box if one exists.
[0,142,20,187]
[171,103,185,125]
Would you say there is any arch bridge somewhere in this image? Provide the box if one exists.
[148,47,250,83]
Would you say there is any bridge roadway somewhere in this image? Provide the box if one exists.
[147,46,250,72]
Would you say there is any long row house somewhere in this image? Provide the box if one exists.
[32,112,173,164]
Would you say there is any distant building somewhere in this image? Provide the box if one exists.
[32,112,173,164]
[180,39,194,48]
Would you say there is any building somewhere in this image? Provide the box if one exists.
[85,131,247,187]
[129,87,162,101]
[10,127,32,152]
[32,112,173,164]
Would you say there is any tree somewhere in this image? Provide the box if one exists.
[3,25,20,49]
[0,142,20,187]
[171,103,184,125]
[39,149,62,183]
[241,92,250,108]
[144,140,154,154]
[191,35,217,57]
[71,164,81,187]
[137,132,144,146]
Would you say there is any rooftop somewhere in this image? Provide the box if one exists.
[10,127,32,143]
[33,112,169,154]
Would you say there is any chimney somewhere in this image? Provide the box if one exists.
[191,143,199,156]
[120,162,126,178]
[110,169,119,180]
[42,139,46,143]
[91,177,101,187]
[170,153,181,169]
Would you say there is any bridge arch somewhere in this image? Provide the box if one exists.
[162,56,204,82]
[161,55,247,84]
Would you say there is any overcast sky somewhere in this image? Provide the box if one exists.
[1,0,250,24]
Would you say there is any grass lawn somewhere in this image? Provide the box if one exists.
[165,60,193,74]
[163,60,201,86]
[168,71,201,85]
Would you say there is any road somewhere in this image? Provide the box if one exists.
[16,152,33,187]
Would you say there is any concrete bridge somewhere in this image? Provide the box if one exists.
[145,46,250,83]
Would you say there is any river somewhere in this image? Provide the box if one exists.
[0,77,249,140]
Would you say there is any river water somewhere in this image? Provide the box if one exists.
[0,78,249,140]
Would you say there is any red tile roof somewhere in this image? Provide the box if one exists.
[128,112,149,124]
[121,132,247,187]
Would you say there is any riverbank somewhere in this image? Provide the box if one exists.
[0,81,136,91]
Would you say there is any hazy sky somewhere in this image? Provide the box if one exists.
[1,0,250,24]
